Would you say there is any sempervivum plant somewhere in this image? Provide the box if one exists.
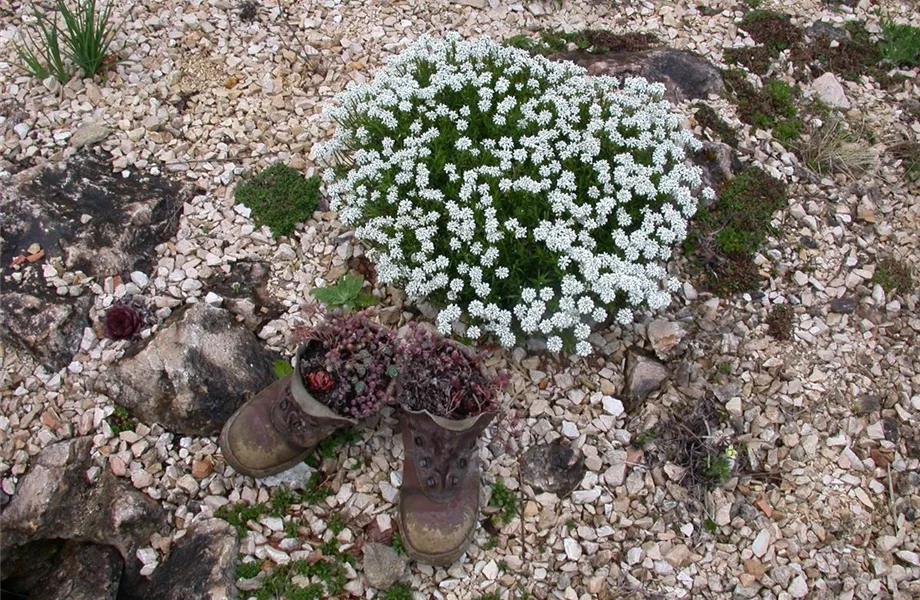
[103,302,145,340]
[396,324,503,420]
[318,34,712,355]
[294,312,398,418]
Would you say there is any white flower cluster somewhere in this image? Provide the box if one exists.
[317,34,710,355]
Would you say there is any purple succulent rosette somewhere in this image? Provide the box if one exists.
[103,302,146,340]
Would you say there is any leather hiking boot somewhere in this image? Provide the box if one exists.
[396,407,495,565]
[219,343,355,478]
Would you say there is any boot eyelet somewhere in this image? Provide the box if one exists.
[426,477,436,488]
[280,399,289,410]
[419,458,430,468]
[458,458,468,469]
[414,436,424,447]
[450,475,460,486]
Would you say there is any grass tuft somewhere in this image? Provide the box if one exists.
[796,115,878,178]
[16,0,122,82]
[234,163,320,238]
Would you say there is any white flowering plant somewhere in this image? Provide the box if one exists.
[317,34,712,356]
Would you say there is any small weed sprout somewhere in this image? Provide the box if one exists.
[391,530,405,555]
[107,404,136,436]
[310,273,378,310]
[381,583,414,600]
[236,560,263,580]
[488,479,519,526]
[879,19,920,68]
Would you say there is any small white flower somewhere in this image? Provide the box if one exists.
[547,336,563,352]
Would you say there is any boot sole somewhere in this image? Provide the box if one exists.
[395,508,476,566]
[218,409,314,479]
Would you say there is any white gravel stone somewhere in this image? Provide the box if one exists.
[563,538,583,561]
[752,529,771,558]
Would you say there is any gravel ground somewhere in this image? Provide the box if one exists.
[2,0,920,599]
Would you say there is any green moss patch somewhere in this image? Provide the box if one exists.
[740,10,803,54]
[722,69,803,144]
[234,163,320,238]
[684,166,787,295]
[871,257,915,295]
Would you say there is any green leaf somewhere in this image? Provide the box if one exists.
[310,273,376,309]
[273,359,294,379]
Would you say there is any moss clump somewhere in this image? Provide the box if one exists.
[871,257,915,295]
[802,20,883,82]
[739,10,802,53]
[686,166,787,295]
[722,69,802,143]
[234,163,320,237]
[767,305,794,340]
[694,104,739,148]
[723,46,775,75]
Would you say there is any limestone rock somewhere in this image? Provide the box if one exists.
[520,439,586,498]
[646,319,686,358]
[124,519,239,600]
[70,123,111,148]
[204,260,282,332]
[0,437,166,582]
[102,304,277,435]
[0,152,186,368]
[811,73,850,110]
[625,347,670,401]
[554,48,724,104]
[362,542,406,589]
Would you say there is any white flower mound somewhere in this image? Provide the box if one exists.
[318,34,712,355]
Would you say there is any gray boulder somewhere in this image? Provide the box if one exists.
[1,541,123,600]
[552,48,724,104]
[520,439,586,498]
[0,151,187,369]
[123,519,239,600]
[102,303,276,435]
[362,542,406,590]
[0,437,166,584]
[625,347,670,401]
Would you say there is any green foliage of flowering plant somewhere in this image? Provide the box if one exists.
[318,34,711,355]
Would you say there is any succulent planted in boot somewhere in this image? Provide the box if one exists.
[396,324,503,419]
[394,328,503,565]
[294,312,398,418]
[102,302,145,340]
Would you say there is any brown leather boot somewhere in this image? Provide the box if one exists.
[396,407,496,565]
[219,342,355,478]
